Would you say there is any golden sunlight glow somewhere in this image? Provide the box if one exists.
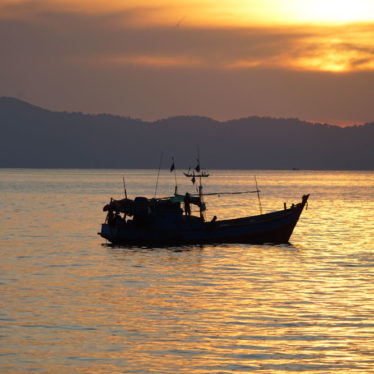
[290,0,374,24]
[225,0,374,26]
[291,31,374,73]
[292,53,374,73]
[2,0,374,74]
[2,0,374,26]
[76,55,202,69]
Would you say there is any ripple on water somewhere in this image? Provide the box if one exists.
[1,169,374,373]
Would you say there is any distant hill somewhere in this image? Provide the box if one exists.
[1,97,373,169]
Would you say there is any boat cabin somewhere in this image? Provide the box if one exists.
[103,194,206,229]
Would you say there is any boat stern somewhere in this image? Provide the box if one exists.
[99,223,118,242]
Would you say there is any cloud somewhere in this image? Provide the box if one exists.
[76,54,202,69]
[222,25,374,73]
[1,2,374,73]
[1,5,374,123]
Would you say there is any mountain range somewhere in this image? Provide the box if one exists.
[1,97,373,169]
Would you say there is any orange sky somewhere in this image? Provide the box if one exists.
[1,0,374,124]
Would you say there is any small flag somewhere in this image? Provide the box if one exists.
[195,163,200,172]
[170,157,175,172]
[191,174,196,184]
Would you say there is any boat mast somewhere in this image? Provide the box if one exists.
[122,176,128,199]
[154,151,163,198]
[196,146,206,220]
[171,156,178,195]
[254,176,263,214]
[198,171,206,220]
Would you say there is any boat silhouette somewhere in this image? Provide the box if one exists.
[99,168,309,246]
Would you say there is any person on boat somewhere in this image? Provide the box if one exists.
[184,192,191,216]
[106,210,115,226]
[114,212,122,226]
[199,201,206,220]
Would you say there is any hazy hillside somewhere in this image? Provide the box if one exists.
[1,97,373,169]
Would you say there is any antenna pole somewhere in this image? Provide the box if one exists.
[172,157,178,195]
[254,176,263,214]
[154,152,163,198]
[196,145,201,172]
[197,149,205,221]
[198,174,206,220]
[122,176,128,199]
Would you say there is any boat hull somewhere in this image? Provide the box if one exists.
[99,195,309,246]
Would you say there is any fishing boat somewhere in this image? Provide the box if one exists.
[183,154,209,178]
[183,170,210,178]
[99,167,309,246]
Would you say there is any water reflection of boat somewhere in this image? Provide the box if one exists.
[99,170,309,246]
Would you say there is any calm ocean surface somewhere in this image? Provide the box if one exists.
[1,169,374,373]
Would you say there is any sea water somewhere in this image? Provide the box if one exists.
[1,169,374,373]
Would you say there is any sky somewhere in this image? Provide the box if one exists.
[1,0,374,125]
